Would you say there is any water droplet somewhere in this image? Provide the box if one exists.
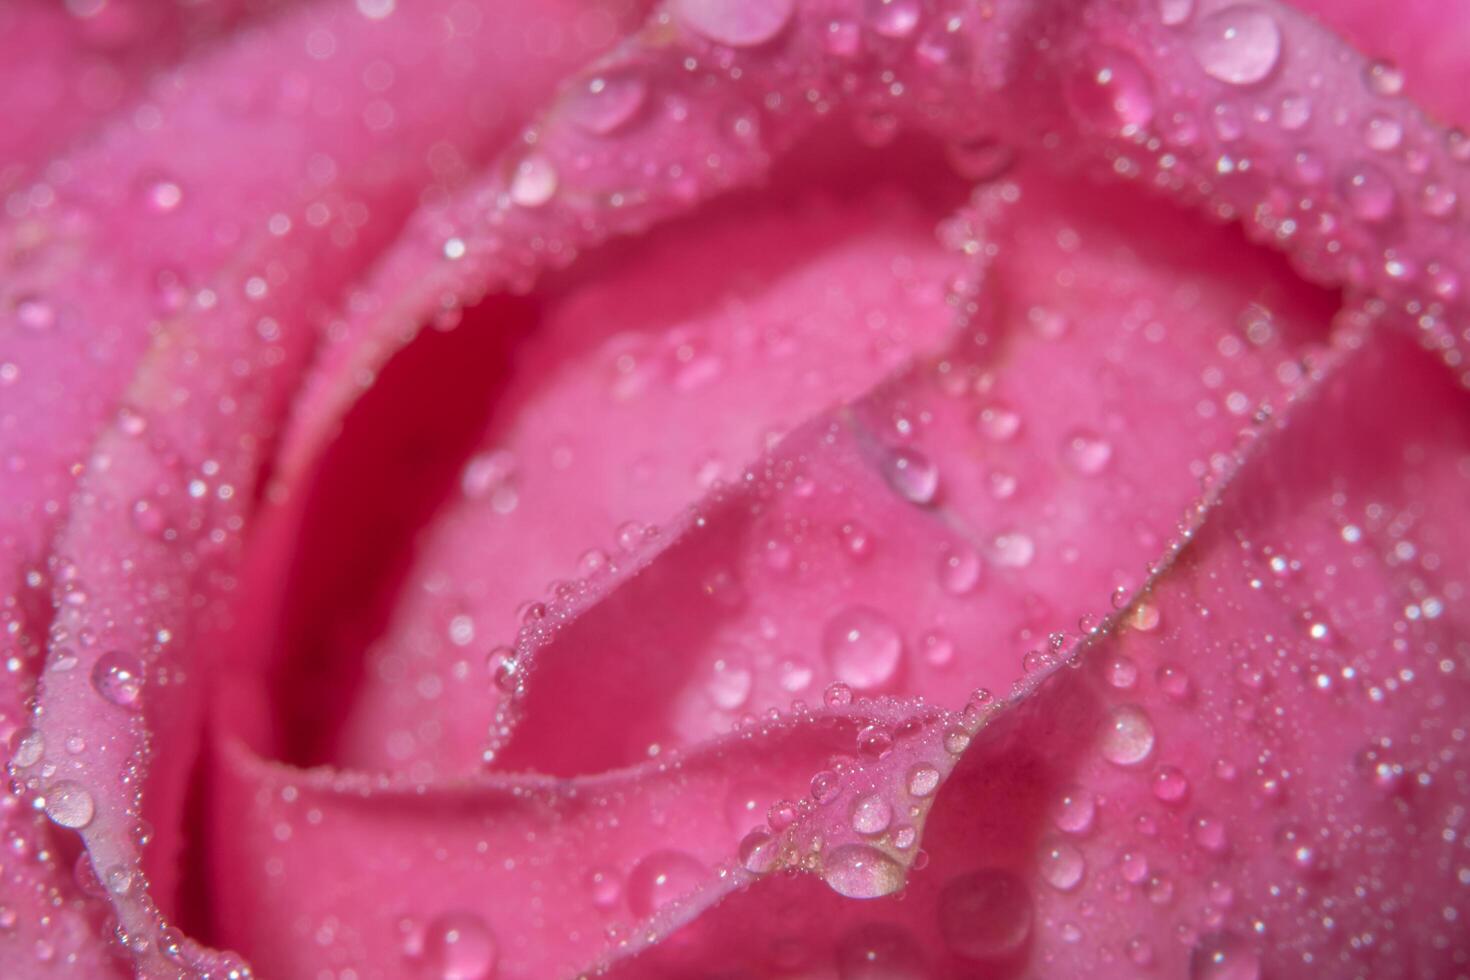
[989,530,1035,568]
[937,545,982,595]
[883,446,939,505]
[91,651,144,709]
[856,724,894,759]
[1363,114,1403,152]
[937,870,1033,959]
[1037,839,1085,891]
[823,607,903,691]
[418,911,496,980]
[839,521,875,559]
[1363,59,1404,97]
[43,781,95,829]
[672,0,795,47]
[811,769,843,805]
[1158,0,1194,25]
[1277,92,1311,131]
[908,764,941,799]
[627,850,708,917]
[565,73,647,135]
[918,629,955,668]
[1157,663,1193,701]
[1119,850,1149,884]
[865,0,920,38]
[1066,46,1156,135]
[14,295,56,332]
[945,138,1014,182]
[1191,813,1229,853]
[851,794,894,835]
[1105,655,1138,689]
[11,728,44,768]
[1130,601,1161,631]
[586,867,622,909]
[508,154,558,208]
[739,829,779,874]
[823,844,905,898]
[1100,704,1155,766]
[1152,765,1191,803]
[977,403,1022,441]
[1189,931,1260,980]
[1061,429,1112,475]
[142,177,184,213]
[1190,6,1282,86]
[824,682,854,707]
[1052,786,1095,835]
[1341,162,1397,221]
[706,660,753,710]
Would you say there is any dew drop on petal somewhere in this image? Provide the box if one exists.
[823,844,905,899]
[1100,704,1155,766]
[1037,839,1085,891]
[418,911,496,980]
[1190,6,1282,86]
[907,764,941,799]
[937,870,1033,960]
[672,0,794,47]
[823,607,903,691]
[883,446,939,505]
[865,0,921,38]
[43,782,95,830]
[586,867,622,909]
[824,681,854,707]
[1061,429,1112,475]
[1052,785,1096,835]
[1341,162,1397,221]
[739,829,779,874]
[1152,765,1191,803]
[627,850,708,917]
[565,73,647,135]
[1189,931,1261,980]
[1065,46,1155,135]
[851,795,894,836]
[508,154,558,208]
[1158,0,1194,25]
[91,651,144,709]
[11,729,44,769]
[812,769,843,805]
[937,546,982,595]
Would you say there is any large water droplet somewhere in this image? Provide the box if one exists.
[823,606,903,691]
[418,911,497,980]
[1190,6,1282,86]
[672,0,795,47]
[91,651,144,709]
[823,844,905,898]
[1065,46,1156,135]
[937,870,1032,960]
[706,659,753,710]
[1189,931,1260,980]
[43,781,95,829]
[565,73,647,135]
[508,154,558,208]
[883,446,939,505]
[1100,704,1155,766]
[865,0,920,38]
[627,850,708,917]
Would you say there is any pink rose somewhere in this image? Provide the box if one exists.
[4,0,1469,976]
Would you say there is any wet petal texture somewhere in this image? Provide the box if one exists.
[3,0,1469,977]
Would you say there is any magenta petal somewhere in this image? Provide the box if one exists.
[7,0,643,973]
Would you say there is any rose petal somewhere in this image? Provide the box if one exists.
[9,0,643,973]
